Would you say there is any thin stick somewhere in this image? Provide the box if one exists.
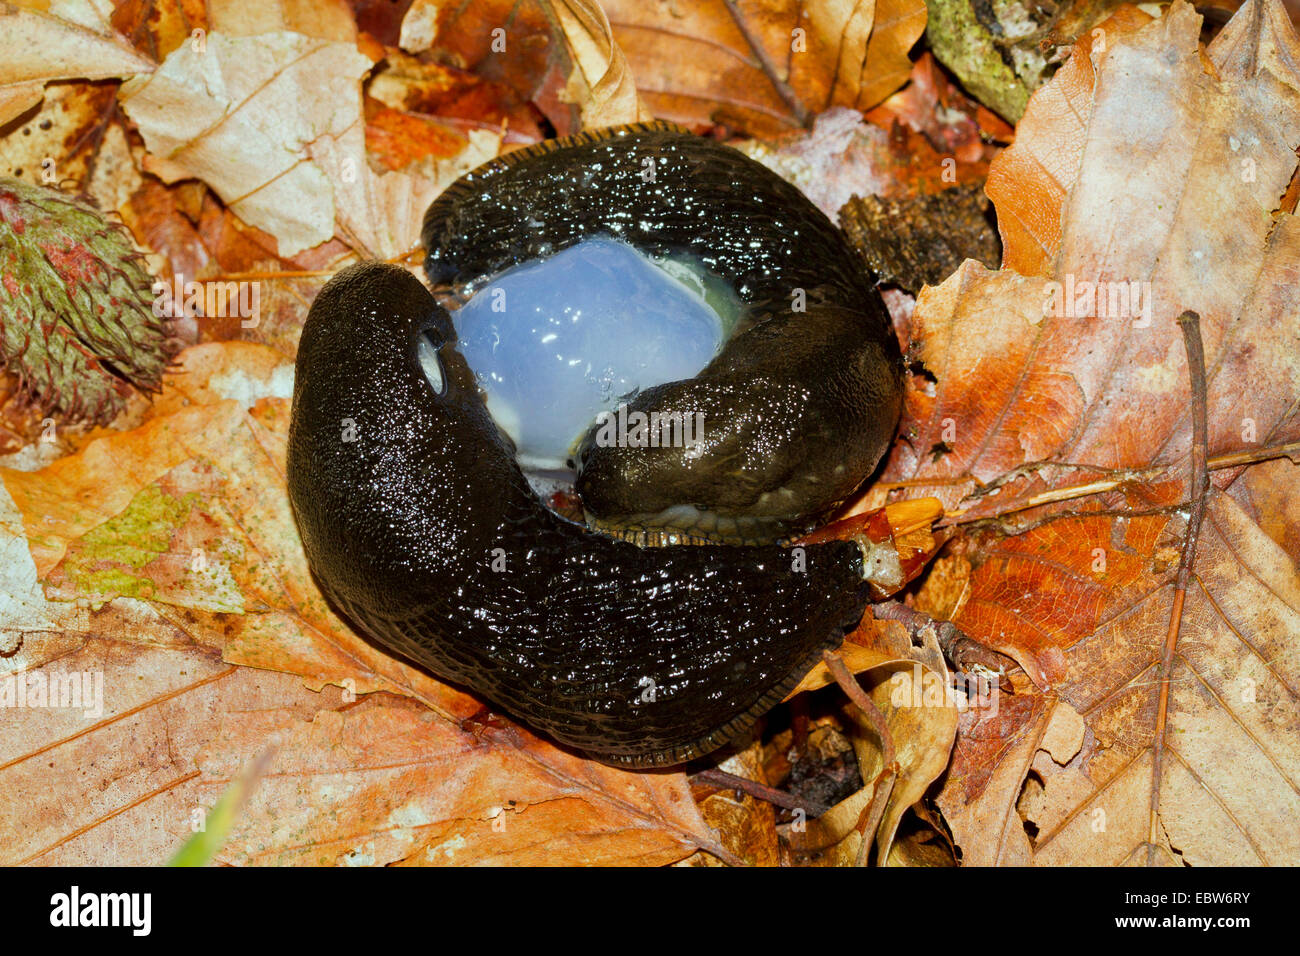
[1147,311,1211,865]
[855,769,896,868]
[721,0,810,128]
[1202,440,1300,470]
[822,649,899,866]
[943,440,1300,524]
[691,768,825,816]
[201,268,336,282]
[872,599,965,661]
[205,247,424,284]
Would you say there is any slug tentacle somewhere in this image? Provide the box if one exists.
[288,262,871,767]
[422,122,903,542]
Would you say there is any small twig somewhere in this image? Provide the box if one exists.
[1202,440,1300,470]
[691,768,826,816]
[941,440,1300,524]
[872,600,1015,684]
[822,650,896,768]
[720,0,810,128]
[1147,311,1211,866]
[855,768,897,868]
[822,649,899,866]
[872,600,964,659]
[206,248,424,284]
[204,268,336,282]
[948,477,1137,522]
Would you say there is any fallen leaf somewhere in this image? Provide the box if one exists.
[108,0,208,63]
[788,613,947,699]
[680,743,781,866]
[0,340,725,865]
[365,47,547,146]
[603,0,926,136]
[119,31,373,256]
[400,0,648,136]
[872,0,1300,521]
[551,0,648,127]
[204,0,356,41]
[984,6,1153,277]
[939,489,1300,864]
[0,81,122,192]
[0,2,154,126]
[783,666,958,865]
[203,692,719,866]
[1229,456,1300,563]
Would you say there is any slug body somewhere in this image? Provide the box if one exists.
[424,123,903,543]
[288,262,869,766]
[287,124,903,767]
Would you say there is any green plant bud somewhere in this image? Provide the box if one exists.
[0,178,176,425]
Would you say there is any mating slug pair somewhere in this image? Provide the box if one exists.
[287,123,904,766]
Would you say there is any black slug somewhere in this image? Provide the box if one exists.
[287,123,904,767]
[423,122,903,544]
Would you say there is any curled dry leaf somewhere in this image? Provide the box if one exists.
[549,0,649,128]
[787,610,947,700]
[400,0,648,135]
[783,666,958,866]
[0,2,154,126]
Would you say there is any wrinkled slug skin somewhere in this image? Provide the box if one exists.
[287,262,870,767]
[423,122,904,538]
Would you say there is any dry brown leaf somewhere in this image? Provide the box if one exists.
[118,23,483,259]
[550,0,649,127]
[0,632,718,865]
[0,82,123,194]
[788,614,947,698]
[983,6,1153,276]
[783,666,958,865]
[203,691,716,866]
[679,744,781,866]
[400,0,648,135]
[0,2,154,126]
[935,692,1048,864]
[871,0,1300,522]
[204,0,356,41]
[853,0,1300,868]
[602,0,925,136]
[108,0,208,63]
[0,342,724,865]
[365,48,548,147]
[311,121,502,260]
[937,489,1300,865]
[1229,457,1300,563]
[117,32,371,256]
